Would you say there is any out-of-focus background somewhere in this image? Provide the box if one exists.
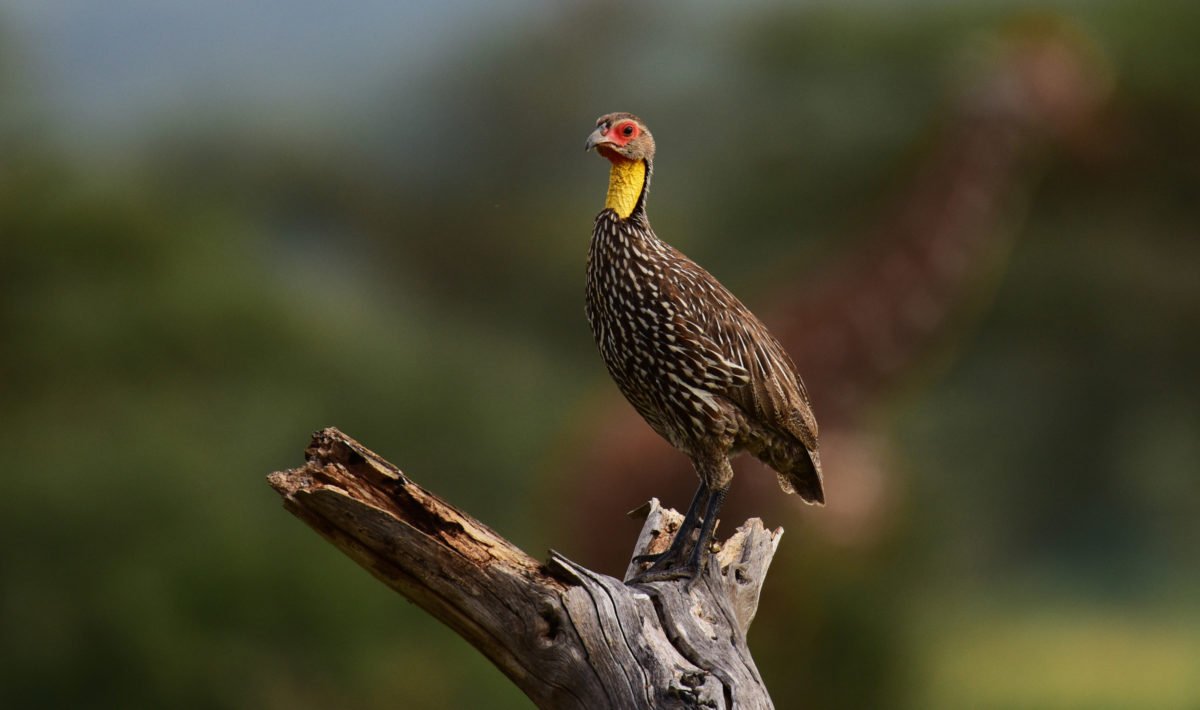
[2,1,1197,708]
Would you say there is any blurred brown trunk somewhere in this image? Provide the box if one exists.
[268,428,783,709]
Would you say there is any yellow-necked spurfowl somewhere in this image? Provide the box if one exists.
[584,112,824,582]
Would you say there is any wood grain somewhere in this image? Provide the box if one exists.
[268,428,781,709]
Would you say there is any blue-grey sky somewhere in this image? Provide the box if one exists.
[1,0,544,138]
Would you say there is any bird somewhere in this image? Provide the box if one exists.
[583,112,824,582]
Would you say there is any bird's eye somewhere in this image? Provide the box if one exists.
[622,124,635,137]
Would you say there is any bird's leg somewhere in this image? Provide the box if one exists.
[631,481,709,566]
[629,484,728,584]
[679,484,729,579]
[630,456,733,583]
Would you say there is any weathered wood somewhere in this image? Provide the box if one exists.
[268,428,782,709]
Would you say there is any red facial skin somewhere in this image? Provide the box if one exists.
[596,120,641,161]
[600,121,640,147]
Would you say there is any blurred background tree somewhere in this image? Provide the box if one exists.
[1,1,1197,708]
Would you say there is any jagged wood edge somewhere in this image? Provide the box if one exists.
[268,427,782,709]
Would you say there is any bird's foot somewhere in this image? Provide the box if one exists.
[627,550,705,585]
[627,565,696,584]
[631,521,696,565]
[631,549,672,565]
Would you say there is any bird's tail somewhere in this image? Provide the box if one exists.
[778,447,824,505]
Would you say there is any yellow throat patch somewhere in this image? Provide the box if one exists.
[605,158,646,219]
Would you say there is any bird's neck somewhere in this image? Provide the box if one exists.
[604,158,648,219]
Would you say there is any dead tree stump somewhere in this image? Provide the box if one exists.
[267,428,782,709]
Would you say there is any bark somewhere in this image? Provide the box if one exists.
[267,427,782,709]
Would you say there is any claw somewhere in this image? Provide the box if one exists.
[632,550,669,564]
[628,566,696,584]
[628,549,706,584]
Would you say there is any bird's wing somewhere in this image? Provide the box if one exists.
[737,325,820,452]
[672,317,752,390]
[673,284,819,452]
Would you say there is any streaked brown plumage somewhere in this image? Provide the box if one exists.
[584,112,823,580]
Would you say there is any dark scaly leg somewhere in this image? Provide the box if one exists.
[631,481,710,566]
[679,484,728,578]
[630,455,732,583]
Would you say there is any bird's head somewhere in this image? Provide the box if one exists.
[586,113,655,219]
[585,112,656,164]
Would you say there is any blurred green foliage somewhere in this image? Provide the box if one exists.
[2,1,1198,708]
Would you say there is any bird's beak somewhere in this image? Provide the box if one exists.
[585,127,612,152]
